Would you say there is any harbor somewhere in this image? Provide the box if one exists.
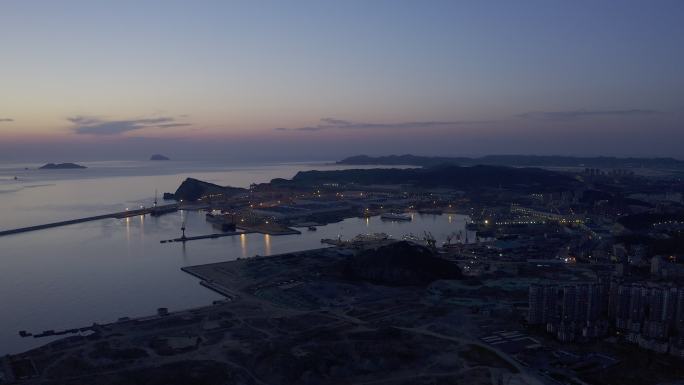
[0,208,473,356]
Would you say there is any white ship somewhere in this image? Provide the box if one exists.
[380,212,411,221]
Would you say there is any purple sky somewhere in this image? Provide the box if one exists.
[1,0,683,161]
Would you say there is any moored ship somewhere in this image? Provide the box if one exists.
[206,210,237,232]
[380,212,411,221]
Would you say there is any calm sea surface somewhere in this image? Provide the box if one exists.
[0,161,472,354]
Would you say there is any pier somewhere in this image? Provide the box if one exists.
[236,224,302,236]
[160,223,302,244]
[160,230,253,243]
[0,204,178,237]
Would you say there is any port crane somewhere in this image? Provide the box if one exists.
[423,231,436,250]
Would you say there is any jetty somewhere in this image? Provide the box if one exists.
[0,204,178,237]
[160,230,253,244]
[236,223,301,236]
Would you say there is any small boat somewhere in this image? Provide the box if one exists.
[380,213,411,221]
[308,226,317,231]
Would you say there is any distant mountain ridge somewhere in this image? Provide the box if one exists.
[274,164,577,192]
[338,154,684,169]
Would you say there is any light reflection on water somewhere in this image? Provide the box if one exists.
[0,160,415,229]
[0,211,474,355]
[263,234,272,256]
[240,233,247,259]
[0,161,465,355]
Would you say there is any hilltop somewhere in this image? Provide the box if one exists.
[274,164,577,192]
[338,154,684,169]
[169,177,246,201]
[343,241,461,286]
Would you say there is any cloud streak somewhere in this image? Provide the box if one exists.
[70,116,191,135]
[516,109,659,121]
[274,118,491,132]
[0,118,14,123]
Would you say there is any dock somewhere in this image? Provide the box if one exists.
[0,204,178,237]
[161,223,301,244]
[17,326,94,339]
[159,224,302,244]
[180,266,244,300]
[321,238,344,246]
[160,230,253,243]
[236,224,301,236]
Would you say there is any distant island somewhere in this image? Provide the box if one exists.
[338,154,684,169]
[39,163,87,170]
[149,154,170,161]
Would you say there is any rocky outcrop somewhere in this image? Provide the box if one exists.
[171,178,246,201]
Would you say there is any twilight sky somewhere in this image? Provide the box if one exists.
[1,0,683,161]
